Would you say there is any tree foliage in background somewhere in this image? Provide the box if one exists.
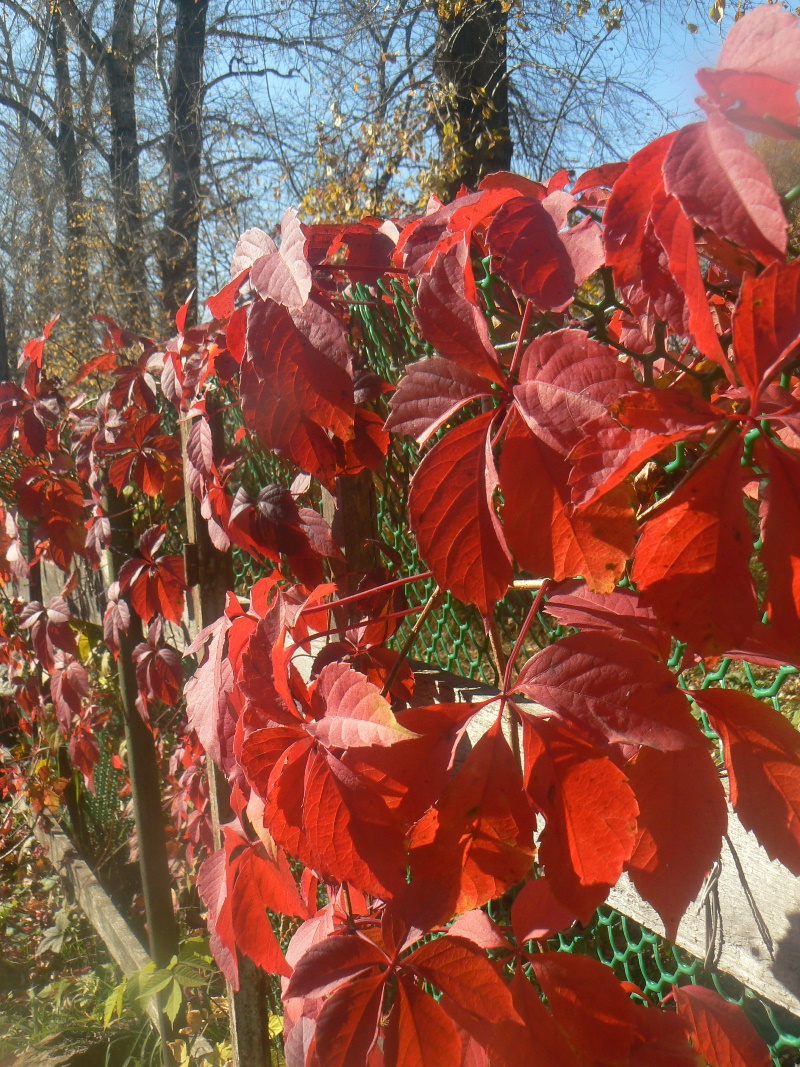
[0,0,752,372]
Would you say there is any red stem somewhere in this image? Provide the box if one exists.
[287,603,428,652]
[502,580,550,695]
[299,571,433,617]
[508,299,535,381]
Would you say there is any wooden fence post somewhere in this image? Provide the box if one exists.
[106,490,179,1066]
[180,404,274,1067]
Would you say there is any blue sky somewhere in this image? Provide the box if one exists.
[645,7,731,124]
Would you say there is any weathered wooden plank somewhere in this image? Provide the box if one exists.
[607,820,800,1017]
[32,816,159,1028]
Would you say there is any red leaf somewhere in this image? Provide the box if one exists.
[649,191,726,366]
[712,5,800,87]
[631,434,757,654]
[544,581,672,662]
[413,240,503,383]
[510,876,578,943]
[673,985,771,1067]
[50,660,89,735]
[384,978,463,1067]
[513,329,636,457]
[206,269,248,321]
[385,357,493,446]
[249,208,312,309]
[604,133,676,294]
[229,833,307,921]
[184,613,238,775]
[505,969,579,1067]
[311,971,385,1067]
[197,847,239,989]
[500,413,635,593]
[20,314,59,370]
[627,746,726,941]
[285,934,389,1000]
[663,112,786,265]
[103,582,130,659]
[446,910,508,951]
[407,717,534,925]
[227,842,302,978]
[568,386,721,508]
[405,936,518,1026]
[488,197,600,310]
[693,687,800,875]
[119,536,186,626]
[185,417,215,495]
[731,259,800,406]
[524,719,638,921]
[696,5,800,134]
[571,162,627,195]
[230,226,277,275]
[759,440,800,650]
[306,663,417,748]
[530,953,636,1064]
[409,410,512,615]
[241,297,354,488]
[246,725,408,897]
[515,632,700,752]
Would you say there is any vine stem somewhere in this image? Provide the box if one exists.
[299,571,433,617]
[380,585,442,698]
[287,603,429,655]
[503,581,551,695]
[508,299,535,381]
[342,883,356,933]
[497,583,551,773]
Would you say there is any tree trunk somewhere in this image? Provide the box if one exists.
[107,0,150,332]
[51,4,90,328]
[161,0,209,326]
[0,283,9,383]
[105,491,179,1066]
[435,0,512,198]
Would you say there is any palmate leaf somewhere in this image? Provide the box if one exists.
[240,661,411,898]
[405,716,534,927]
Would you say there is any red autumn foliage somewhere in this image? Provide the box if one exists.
[2,7,799,1064]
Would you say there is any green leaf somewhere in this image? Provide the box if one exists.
[104,978,127,1028]
[163,977,183,1025]
[136,967,174,1001]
